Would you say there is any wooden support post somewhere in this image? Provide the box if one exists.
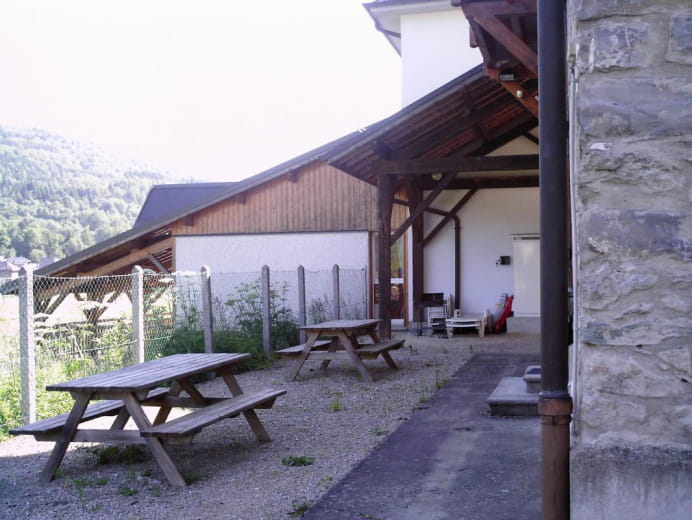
[261,265,271,354]
[19,266,36,425]
[377,173,396,339]
[298,265,306,343]
[332,264,340,320]
[131,266,145,363]
[200,266,215,354]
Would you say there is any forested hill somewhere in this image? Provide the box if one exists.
[0,126,179,262]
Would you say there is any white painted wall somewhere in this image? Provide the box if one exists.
[175,232,369,273]
[400,9,481,105]
[423,188,540,315]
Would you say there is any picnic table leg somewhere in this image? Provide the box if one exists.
[319,338,338,371]
[365,326,398,369]
[39,392,92,482]
[219,371,271,442]
[121,393,186,487]
[152,381,183,426]
[110,406,131,430]
[287,333,318,381]
[337,332,374,383]
[380,351,399,370]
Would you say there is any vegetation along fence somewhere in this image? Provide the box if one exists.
[0,264,368,436]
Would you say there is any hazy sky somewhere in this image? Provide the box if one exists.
[0,0,402,182]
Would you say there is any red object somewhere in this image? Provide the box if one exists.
[494,295,514,332]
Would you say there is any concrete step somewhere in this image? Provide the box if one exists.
[487,376,538,416]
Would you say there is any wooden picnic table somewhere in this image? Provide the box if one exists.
[11,353,285,486]
[279,319,404,382]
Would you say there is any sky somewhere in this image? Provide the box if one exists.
[0,0,402,182]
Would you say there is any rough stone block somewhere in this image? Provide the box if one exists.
[666,11,692,64]
[575,0,659,21]
[579,77,692,138]
[591,22,650,70]
[582,209,690,260]
[571,445,692,520]
[576,347,692,445]
[577,139,690,209]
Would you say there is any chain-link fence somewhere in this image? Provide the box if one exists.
[0,264,369,433]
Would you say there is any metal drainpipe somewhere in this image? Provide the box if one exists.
[425,207,461,307]
[538,1,572,519]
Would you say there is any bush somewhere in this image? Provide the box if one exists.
[158,278,299,373]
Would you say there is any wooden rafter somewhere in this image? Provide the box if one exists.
[497,81,539,117]
[423,190,477,247]
[378,154,538,176]
[389,100,503,160]
[78,236,175,277]
[459,1,538,76]
[390,172,457,245]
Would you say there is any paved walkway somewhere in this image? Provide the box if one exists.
[303,353,541,520]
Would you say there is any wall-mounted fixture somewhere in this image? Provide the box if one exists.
[431,172,442,181]
[496,255,511,266]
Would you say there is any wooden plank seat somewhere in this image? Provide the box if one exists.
[10,387,170,437]
[276,339,333,357]
[141,389,286,441]
[355,339,405,359]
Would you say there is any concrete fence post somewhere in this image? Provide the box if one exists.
[261,265,271,354]
[297,265,306,343]
[132,266,145,363]
[332,264,340,320]
[19,266,36,425]
[200,266,215,353]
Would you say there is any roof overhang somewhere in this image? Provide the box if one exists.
[363,0,459,54]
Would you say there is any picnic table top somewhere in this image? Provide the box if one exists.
[46,353,250,393]
[300,319,380,331]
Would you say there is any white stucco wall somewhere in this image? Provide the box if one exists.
[175,232,369,273]
[400,9,481,105]
[424,187,540,315]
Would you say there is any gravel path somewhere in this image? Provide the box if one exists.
[0,331,538,520]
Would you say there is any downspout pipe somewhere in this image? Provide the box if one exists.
[425,206,461,307]
[538,1,572,519]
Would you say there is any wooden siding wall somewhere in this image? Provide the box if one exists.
[171,162,407,235]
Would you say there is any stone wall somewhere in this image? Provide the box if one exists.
[569,0,691,517]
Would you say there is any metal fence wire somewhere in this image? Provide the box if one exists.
[1,264,369,411]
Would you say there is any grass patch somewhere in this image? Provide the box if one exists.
[118,486,138,497]
[282,456,314,467]
[288,499,312,518]
[89,445,148,465]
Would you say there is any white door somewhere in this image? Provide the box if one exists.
[512,236,540,317]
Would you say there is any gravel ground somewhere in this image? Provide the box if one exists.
[0,330,538,520]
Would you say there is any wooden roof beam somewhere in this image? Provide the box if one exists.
[77,236,175,277]
[389,99,500,160]
[390,172,457,245]
[498,81,539,117]
[462,2,538,76]
[378,154,539,176]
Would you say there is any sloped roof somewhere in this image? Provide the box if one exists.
[37,64,536,279]
[134,182,238,228]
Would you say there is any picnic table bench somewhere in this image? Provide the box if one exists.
[11,353,286,486]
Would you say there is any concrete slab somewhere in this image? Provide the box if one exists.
[487,376,539,416]
[303,354,541,520]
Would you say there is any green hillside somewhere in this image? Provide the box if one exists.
[0,126,178,262]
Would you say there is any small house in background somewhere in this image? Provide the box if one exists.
[0,256,35,280]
